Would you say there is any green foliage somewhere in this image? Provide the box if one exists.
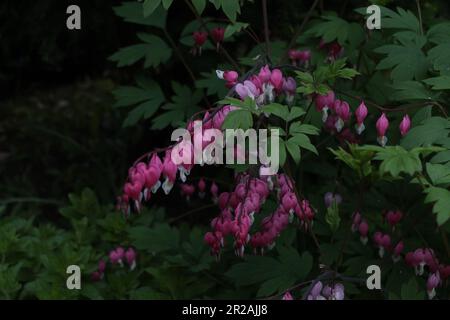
[226,247,312,297]
[113,77,165,127]
[109,33,172,68]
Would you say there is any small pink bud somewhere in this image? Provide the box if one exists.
[282,292,294,300]
[399,114,411,136]
[125,248,137,270]
[376,113,389,146]
[394,241,404,256]
[355,101,368,135]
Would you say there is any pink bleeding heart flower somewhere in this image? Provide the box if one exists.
[386,210,403,227]
[392,241,404,262]
[210,182,219,200]
[427,273,440,299]
[270,69,283,92]
[315,91,335,122]
[334,100,351,132]
[198,178,206,198]
[399,114,411,136]
[193,31,207,46]
[258,65,272,83]
[210,27,225,49]
[355,101,368,134]
[125,248,137,270]
[180,183,195,200]
[223,70,239,87]
[162,150,178,194]
[283,77,296,104]
[358,221,369,244]
[376,113,389,146]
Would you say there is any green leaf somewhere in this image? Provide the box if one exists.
[195,71,228,97]
[277,138,287,167]
[192,0,207,14]
[224,22,248,38]
[427,22,450,44]
[289,123,320,136]
[151,82,202,129]
[261,103,290,121]
[287,107,306,122]
[222,109,253,130]
[113,2,167,28]
[390,81,435,101]
[401,117,450,149]
[375,43,428,81]
[162,0,174,10]
[220,0,240,22]
[424,187,450,225]
[128,223,179,253]
[423,76,450,90]
[289,133,318,155]
[109,34,172,68]
[112,77,165,127]
[143,0,161,17]
[325,200,340,232]
[400,277,424,300]
[427,43,450,74]
[381,7,420,33]
[373,146,422,177]
[226,247,312,297]
[426,163,450,186]
[306,16,350,44]
[285,139,301,164]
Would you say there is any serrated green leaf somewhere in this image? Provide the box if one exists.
[424,187,450,225]
[113,2,166,28]
[375,44,428,81]
[222,109,253,130]
[109,34,172,68]
[289,133,318,155]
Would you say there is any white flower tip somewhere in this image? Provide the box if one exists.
[216,70,224,79]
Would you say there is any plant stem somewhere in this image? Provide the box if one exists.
[163,28,211,107]
[416,0,424,36]
[279,0,320,64]
[183,0,240,70]
[262,0,271,58]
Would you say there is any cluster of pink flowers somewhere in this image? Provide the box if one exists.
[351,207,449,299]
[319,39,345,61]
[351,211,369,244]
[218,65,297,105]
[109,247,137,270]
[192,27,225,55]
[91,247,137,282]
[288,49,311,67]
[307,281,345,300]
[204,173,314,257]
[91,259,106,282]
[315,90,411,146]
[180,178,219,201]
[282,281,345,301]
[405,248,450,299]
[117,105,237,215]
